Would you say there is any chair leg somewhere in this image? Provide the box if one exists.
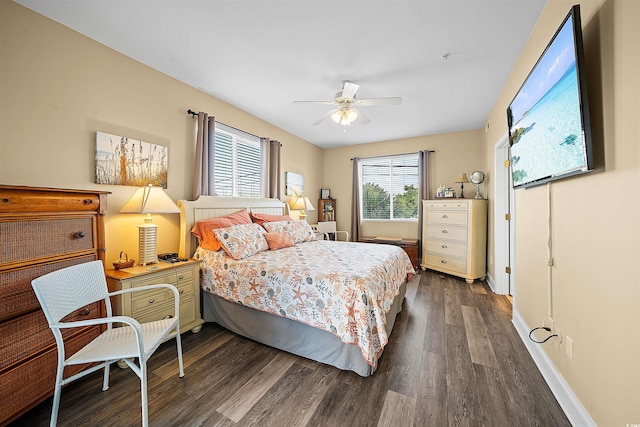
[50,362,65,427]
[102,362,111,391]
[140,360,149,427]
[175,330,185,377]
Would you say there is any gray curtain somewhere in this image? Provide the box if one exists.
[350,157,361,242]
[193,112,215,199]
[418,150,431,252]
[261,138,281,199]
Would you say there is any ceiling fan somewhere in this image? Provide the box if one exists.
[294,81,402,126]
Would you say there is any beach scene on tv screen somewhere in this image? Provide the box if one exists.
[508,14,586,187]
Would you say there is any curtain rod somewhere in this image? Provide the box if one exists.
[351,150,434,161]
[187,109,262,140]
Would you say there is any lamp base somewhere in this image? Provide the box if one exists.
[138,223,158,266]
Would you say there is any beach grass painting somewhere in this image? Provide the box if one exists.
[95,131,168,188]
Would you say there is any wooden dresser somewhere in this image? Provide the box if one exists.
[0,185,109,425]
[421,199,487,283]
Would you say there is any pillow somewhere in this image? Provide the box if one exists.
[213,223,269,260]
[264,232,295,250]
[191,210,251,251]
[263,220,317,244]
[250,212,293,227]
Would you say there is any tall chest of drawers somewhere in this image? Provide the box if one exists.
[421,199,487,283]
[0,185,109,425]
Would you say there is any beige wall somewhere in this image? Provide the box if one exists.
[483,0,640,425]
[0,0,323,266]
[323,129,486,239]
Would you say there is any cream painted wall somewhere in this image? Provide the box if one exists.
[323,129,486,240]
[0,0,323,266]
[483,1,640,425]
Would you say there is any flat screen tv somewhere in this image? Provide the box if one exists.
[507,4,593,189]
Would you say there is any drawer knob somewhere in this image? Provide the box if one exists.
[149,298,155,304]
[442,214,448,218]
[1,198,8,203]
[162,315,174,320]
[441,244,448,249]
[179,289,184,294]
[72,231,86,239]
[178,275,184,280]
[83,199,94,205]
[441,230,448,234]
[441,259,448,264]
[82,307,90,316]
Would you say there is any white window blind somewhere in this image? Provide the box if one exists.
[212,123,263,197]
[360,153,419,220]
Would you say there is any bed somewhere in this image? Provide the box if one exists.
[177,196,415,376]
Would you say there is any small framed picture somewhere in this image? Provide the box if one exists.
[321,188,330,199]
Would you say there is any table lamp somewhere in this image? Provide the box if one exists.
[455,173,470,198]
[120,184,180,266]
[288,196,315,221]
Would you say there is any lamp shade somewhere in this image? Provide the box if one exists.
[120,185,180,214]
[455,173,470,183]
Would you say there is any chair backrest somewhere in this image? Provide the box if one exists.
[32,260,108,325]
[316,221,337,235]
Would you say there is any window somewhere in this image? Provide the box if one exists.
[360,153,419,220]
[212,123,264,197]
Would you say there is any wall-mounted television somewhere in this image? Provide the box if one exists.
[507,4,593,189]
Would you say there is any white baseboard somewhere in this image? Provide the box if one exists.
[512,309,597,427]
[486,272,497,293]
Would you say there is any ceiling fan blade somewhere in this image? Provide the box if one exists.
[341,81,359,99]
[293,100,337,105]
[312,109,338,125]
[352,108,371,125]
[356,97,403,106]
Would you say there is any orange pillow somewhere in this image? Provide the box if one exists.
[191,210,251,251]
[250,212,293,228]
[264,232,295,250]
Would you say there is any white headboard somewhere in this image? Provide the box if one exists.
[177,196,286,258]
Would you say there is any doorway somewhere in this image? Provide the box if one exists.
[493,133,515,296]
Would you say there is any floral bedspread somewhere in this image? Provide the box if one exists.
[195,240,415,368]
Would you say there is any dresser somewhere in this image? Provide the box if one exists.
[105,259,203,335]
[0,185,109,425]
[421,199,487,283]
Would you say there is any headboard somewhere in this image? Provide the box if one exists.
[177,196,286,258]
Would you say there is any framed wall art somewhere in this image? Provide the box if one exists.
[285,171,304,196]
[95,131,168,188]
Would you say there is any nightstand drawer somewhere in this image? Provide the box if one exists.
[131,288,173,314]
[134,295,196,327]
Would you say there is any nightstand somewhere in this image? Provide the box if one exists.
[105,259,204,335]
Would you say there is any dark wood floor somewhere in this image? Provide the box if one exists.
[12,270,570,426]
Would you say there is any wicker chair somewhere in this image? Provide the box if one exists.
[31,260,184,427]
[316,221,350,241]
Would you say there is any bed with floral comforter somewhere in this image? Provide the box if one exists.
[194,239,414,375]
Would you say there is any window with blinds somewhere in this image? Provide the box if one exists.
[213,123,263,197]
[360,153,419,220]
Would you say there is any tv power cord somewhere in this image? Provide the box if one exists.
[528,326,558,344]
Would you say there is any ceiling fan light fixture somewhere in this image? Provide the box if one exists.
[332,108,358,126]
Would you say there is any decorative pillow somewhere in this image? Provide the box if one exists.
[250,212,293,228]
[213,223,268,260]
[264,232,295,250]
[263,220,317,244]
[191,210,252,251]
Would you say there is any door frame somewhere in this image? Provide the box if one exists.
[492,132,515,295]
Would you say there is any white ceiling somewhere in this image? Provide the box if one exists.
[16,0,546,149]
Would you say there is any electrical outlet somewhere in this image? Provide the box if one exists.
[566,336,574,359]
[543,317,554,332]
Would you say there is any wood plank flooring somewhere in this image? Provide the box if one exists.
[11,270,570,426]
